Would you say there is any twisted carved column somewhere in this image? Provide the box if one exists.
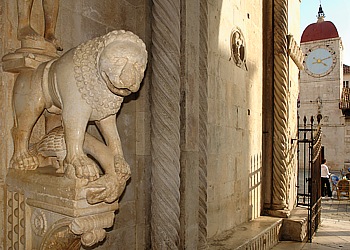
[272,0,289,210]
[150,0,181,249]
[198,0,208,248]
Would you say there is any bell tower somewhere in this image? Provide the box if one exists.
[299,4,344,170]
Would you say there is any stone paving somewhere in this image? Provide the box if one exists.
[272,198,350,249]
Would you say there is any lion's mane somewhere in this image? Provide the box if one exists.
[73,30,146,119]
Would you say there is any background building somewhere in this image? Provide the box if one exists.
[299,5,345,172]
[341,65,350,170]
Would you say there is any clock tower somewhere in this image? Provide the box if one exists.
[299,4,344,170]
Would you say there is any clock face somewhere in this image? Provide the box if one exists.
[304,46,336,77]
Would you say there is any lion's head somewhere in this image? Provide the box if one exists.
[98,31,148,97]
[73,30,148,118]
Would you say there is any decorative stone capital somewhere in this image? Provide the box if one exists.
[287,35,304,70]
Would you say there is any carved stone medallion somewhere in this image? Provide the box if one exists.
[230,27,247,69]
[31,209,47,236]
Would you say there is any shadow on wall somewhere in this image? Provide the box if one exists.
[207,0,261,239]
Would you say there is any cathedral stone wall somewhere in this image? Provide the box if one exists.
[207,0,263,236]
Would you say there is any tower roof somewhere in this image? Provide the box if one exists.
[301,4,339,43]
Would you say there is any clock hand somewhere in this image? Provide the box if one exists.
[311,55,331,65]
[312,61,327,66]
[320,56,331,62]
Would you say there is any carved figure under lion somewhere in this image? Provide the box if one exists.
[11,30,148,205]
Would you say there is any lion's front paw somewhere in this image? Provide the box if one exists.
[11,152,39,170]
[65,155,100,182]
[114,156,131,181]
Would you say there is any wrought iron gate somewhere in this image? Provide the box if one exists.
[297,115,323,242]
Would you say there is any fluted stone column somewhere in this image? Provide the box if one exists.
[150,0,181,249]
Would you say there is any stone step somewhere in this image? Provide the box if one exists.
[280,207,308,242]
[208,216,283,250]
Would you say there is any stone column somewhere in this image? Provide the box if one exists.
[198,0,209,248]
[271,0,290,214]
[178,0,208,248]
[263,0,304,217]
[262,0,274,210]
[150,0,181,249]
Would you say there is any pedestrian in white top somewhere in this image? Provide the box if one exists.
[321,159,332,198]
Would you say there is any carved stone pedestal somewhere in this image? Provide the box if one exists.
[5,167,119,249]
[2,38,59,73]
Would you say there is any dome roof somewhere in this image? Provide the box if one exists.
[301,5,339,43]
[301,21,339,43]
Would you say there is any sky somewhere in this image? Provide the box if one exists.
[300,0,350,65]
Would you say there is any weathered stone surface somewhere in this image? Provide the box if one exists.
[0,0,303,249]
[280,207,308,242]
[6,167,119,248]
[208,216,283,249]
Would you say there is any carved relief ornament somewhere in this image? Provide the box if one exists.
[287,35,304,70]
[230,27,247,69]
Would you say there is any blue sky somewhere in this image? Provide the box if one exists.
[300,0,350,65]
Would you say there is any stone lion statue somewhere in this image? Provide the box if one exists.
[11,30,148,204]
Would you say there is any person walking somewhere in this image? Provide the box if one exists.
[321,159,332,198]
